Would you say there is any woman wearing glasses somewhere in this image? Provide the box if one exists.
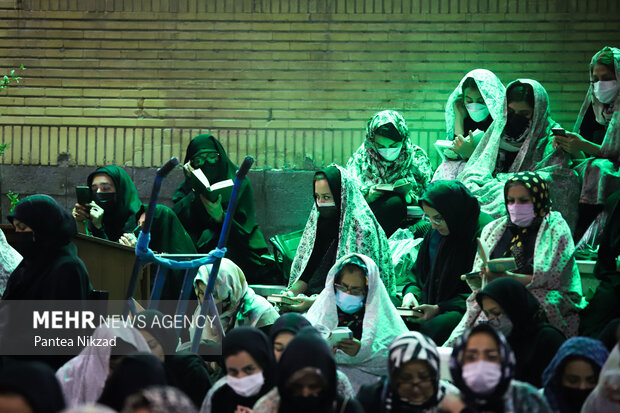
[306,253,407,391]
[400,180,493,345]
[173,134,278,284]
[356,331,460,413]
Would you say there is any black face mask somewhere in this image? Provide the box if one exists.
[317,204,339,220]
[286,394,326,413]
[504,112,531,139]
[94,192,117,211]
[559,385,593,413]
[11,231,37,259]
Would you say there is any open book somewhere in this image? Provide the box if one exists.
[435,129,485,162]
[326,327,353,346]
[189,169,234,203]
[477,238,517,273]
[374,181,413,195]
[266,294,302,306]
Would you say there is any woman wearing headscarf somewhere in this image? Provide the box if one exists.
[72,165,143,242]
[188,258,279,343]
[346,110,433,236]
[476,277,566,387]
[173,134,278,284]
[284,165,395,312]
[56,324,151,408]
[541,337,609,413]
[98,353,168,411]
[0,229,20,299]
[4,194,91,301]
[445,324,551,413]
[122,386,198,413]
[0,360,66,413]
[401,180,492,345]
[356,331,460,413]
[269,313,356,398]
[305,253,408,391]
[433,69,506,181]
[200,327,276,413]
[444,172,585,345]
[554,47,620,240]
[253,328,364,413]
[457,79,580,230]
[581,341,620,412]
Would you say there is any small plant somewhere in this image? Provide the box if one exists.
[7,190,19,213]
[0,66,24,92]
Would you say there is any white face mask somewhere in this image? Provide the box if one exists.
[377,144,402,162]
[462,360,502,394]
[465,102,490,122]
[593,80,618,104]
[226,371,264,397]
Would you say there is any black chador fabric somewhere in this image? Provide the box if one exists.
[404,181,481,313]
[172,134,273,284]
[211,327,276,413]
[87,165,143,242]
[165,351,212,409]
[5,194,91,301]
[299,166,341,294]
[98,353,167,411]
[476,277,566,387]
[0,360,66,413]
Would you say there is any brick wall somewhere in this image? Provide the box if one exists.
[0,0,618,169]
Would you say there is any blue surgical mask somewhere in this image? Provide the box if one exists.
[377,145,402,161]
[335,290,364,314]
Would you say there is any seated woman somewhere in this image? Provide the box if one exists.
[433,69,505,181]
[253,328,364,413]
[553,47,619,240]
[457,79,580,230]
[173,134,278,284]
[476,277,566,387]
[401,180,492,345]
[0,360,66,413]
[73,165,143,241]
[56,324,151,408]
[346,110,433,237]
[542,337,610,413]
[305,254,407,391]
[200,327,275,413]
[269,313,355,398]
[284,165,395,312]
[442,324,551,413]
[581,340,620,412]
[189,258,279,344]
[445,172,586,343]
[4,195,92,301]
[356,331,460,413]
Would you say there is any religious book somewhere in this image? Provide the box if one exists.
[374,181,413,195]
[189,169,234,203]
[266,294,301,306]
[477,238,517,273]
[397,307,424,318]
[406,206,424,218]
[326,327,353,346]
[435,129,485,162]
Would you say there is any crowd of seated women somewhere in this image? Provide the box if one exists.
[0,46,618,413]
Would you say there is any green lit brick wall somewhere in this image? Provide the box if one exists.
[0,0,618,169]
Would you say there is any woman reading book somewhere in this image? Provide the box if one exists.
[173,134,280,284]
[346,110,433,237]
[444,172,585,345]
[305,254,407,391]
[281,165,395,312]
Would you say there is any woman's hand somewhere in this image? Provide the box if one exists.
[119,232,138,247]
[88,202,105,229]
[481,266,506,286]
[453,132,475,159]
[200,194,225,223]
[439,392,467,413]
[336,338,361,357]
[366,185,382,204]
[461,272,482,291]
[279,295,316,313]
[401,292,418,308]
[182,160,195,177]
[411,304,440,321]
[554,132,585,156]
[72,203,91,222]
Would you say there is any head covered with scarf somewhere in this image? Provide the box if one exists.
[182,133,238,184]
[122,386,198,413]
[277,327,339,413]
[0,360,66,413]
[542,337,610,413]
[86,165,143,241]
[444,68,506,139]
[8,194,77,258]
[346,110,433,203]
[449,324,516,411]
[289,164,395,296]
[381,331,452,413]
[306,253,407,377]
